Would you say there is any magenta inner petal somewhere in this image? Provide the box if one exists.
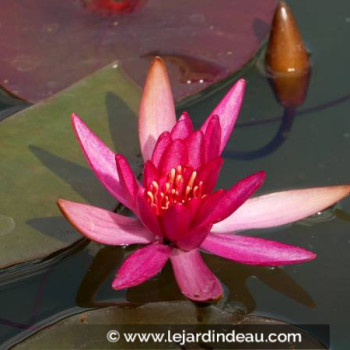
[136,188,164,237]
[176,225,212,251]
[203,115,222,162]
[142,160,159,188]
[194,171,265,227]
[112,243,172,290]
[115,154,140,210]
[170,249,223,302]
[192,189,225,226]
[201,233,316,266]
[161,203,193,242]
[197,157,224,194]
[170,112,194,140]
[185,131,205,169]
[151,132,172,168]
[158,139,188,174]
[201,79,246,154]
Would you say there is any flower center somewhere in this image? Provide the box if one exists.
[146,165,205,215]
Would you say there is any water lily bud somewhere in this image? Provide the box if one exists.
[266,0,311,107]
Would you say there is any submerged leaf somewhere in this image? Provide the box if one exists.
[0,0,277,102]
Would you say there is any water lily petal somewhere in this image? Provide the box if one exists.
[185,130,205,169]
[143,160,158,188]
[161,203,192,242]
[201,79,246,154]
[195,171,265,227]
[57,199,154,245]
[193,189,225,225]
[176,225,211,251]
[115,154,140,209]
[203,115,221,162]
[162,198,204,249]
[170,112,193,140]
[158,139,188,174]
[212,185,350,233]
[139,57,176,161]
[71,113,129,207]
[112,243,172,290]
[201,233,316,265]
[151,131,172,168]
[197,157,224,193]
[136,188,164,237]
[170,249,223,302]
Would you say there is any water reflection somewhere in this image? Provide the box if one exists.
[0,270,51,331]
[235,91,350,129]
[0,239,88,332]
[204,254,316,313]
[76,246,125,307]
[224,0,314,161]
[82,0,146,15]
[223,107,296,160]
[76,245,316,313]
[143,52,227,84]
[335,208,350,224]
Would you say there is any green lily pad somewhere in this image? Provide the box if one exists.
[10,302,327,349]
[0,63,141,270]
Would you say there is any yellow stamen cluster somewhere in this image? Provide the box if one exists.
[146,166,204,215]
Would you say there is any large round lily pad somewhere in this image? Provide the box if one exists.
[0,0,276,103]
[0,63,141,270]
[10,302,327,349]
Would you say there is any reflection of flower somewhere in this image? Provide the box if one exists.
[83,0,145,15]
[58,57,350,302]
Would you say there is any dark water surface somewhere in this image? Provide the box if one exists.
[1,0,350,348]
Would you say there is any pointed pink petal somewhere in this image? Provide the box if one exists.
[185,131,205,169]
[197,157,224,193]
[143,160,158,188]
[201,233,316,266]
[151,131,172,168]
[203,115,221,162]
[112,243,172,289]
[136,188,164,237]
[194,171,265,227]
[170,112,194,140]
[139,58,176,161]
[71,114,129,207]
[201,79,246,154]
[212,185,350,233]
[145,198,205,250]
[161,203,192,242]
[193,189,225,225]
[158,139,188,174]
[115,154,140,210]
[170,249,223,302]
[57,199,154,245]
[162,198,204,249]
[176,225,211,251]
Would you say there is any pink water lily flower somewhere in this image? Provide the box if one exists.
[58,58,350,302]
